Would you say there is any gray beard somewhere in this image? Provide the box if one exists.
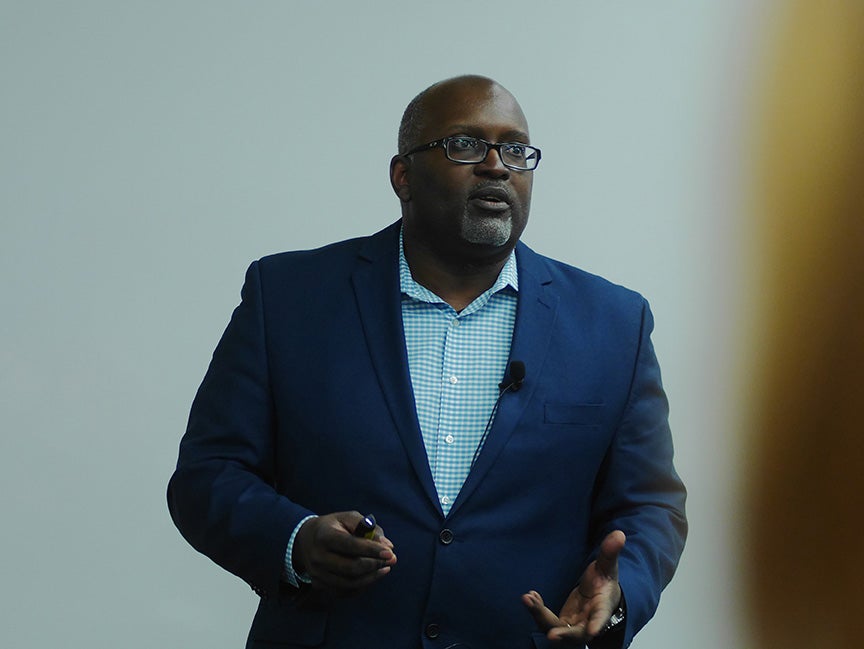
[460,215,512,247]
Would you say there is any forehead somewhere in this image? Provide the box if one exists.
[420,81,530,141]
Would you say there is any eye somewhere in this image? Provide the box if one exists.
[503,143,527,159]
[450,137,481,151]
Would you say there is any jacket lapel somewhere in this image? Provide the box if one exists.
[448,243,559,519]
[350,222,441,512]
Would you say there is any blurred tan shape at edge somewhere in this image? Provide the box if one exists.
[747,1,864,647]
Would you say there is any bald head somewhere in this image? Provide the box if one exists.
[397,75,526,154]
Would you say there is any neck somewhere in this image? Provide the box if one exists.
[404,238,511,312]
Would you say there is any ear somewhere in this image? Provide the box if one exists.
[389,155,411,202]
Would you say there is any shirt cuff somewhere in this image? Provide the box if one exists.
[282,514,317,587]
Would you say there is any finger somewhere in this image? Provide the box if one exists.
[308,552,392,589]
[548,621,589,643]
[376,531,395,550]
[595,530,626,579]
[327,533,396,560]
[373,530,396,563]
[311,563,392,593]
[320,523,397,562]
[308,536,391,577]
[336,514,397,557]
[521,590,563,631]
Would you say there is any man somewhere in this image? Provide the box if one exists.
[168,75,687,649]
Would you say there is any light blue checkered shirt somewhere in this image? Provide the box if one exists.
[284,231,518,582]
[399,231,518,515]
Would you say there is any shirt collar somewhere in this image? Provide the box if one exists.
[398,226,519,305]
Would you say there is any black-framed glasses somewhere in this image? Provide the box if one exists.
[405,136,541,171]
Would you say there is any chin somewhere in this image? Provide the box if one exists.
[460,216,513,247]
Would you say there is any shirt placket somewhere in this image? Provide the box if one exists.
[436,312,464,514]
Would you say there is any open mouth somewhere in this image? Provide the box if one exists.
[468,187,511,212]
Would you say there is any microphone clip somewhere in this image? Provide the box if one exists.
[498,360,526,392]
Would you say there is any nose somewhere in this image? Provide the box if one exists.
[474,147,510,179]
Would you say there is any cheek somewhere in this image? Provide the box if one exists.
[515,178,533,212]
[413,167,466,205]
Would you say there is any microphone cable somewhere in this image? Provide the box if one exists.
[470,360,525,469]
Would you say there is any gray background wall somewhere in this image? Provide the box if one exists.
[1,1,770,646]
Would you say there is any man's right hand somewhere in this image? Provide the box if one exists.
[293,511,397,595]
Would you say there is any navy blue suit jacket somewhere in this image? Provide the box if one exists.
[168,221,687,649]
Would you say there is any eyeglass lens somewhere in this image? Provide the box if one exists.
[445,137,538,170]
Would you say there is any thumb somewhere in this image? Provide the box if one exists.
[596,530,626,579]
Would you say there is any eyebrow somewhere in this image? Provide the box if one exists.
[445,124,531,142]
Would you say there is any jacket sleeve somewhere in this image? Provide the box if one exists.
[167,260,314,597]
[591,299,688,648]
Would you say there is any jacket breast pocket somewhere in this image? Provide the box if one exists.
[543,402,604,426]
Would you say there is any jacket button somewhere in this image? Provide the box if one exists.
[439,528,454,545]
[425,623,440,639]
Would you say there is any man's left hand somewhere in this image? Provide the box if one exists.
[522,530,626,644]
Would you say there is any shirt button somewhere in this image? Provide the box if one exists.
[425,623,440,639]
[444,434,454,444]
[448,375,458,384]
[440,495,451,505]
[451,319,460,327]
[439,529,454,545]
